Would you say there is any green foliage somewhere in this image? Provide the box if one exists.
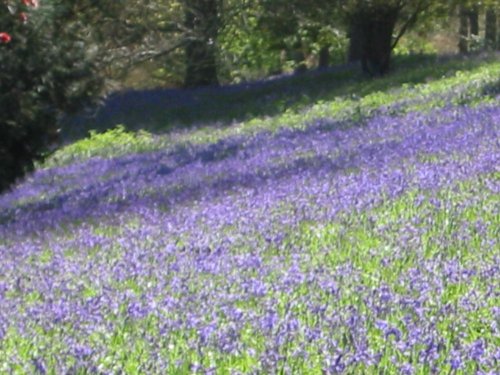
[53,55,498,167]
[218,6,282,82]
[393,33,438,55]
[0,1,102,192]
[253,0,345,73]
[60,0,495,87]
[46,125,154,167]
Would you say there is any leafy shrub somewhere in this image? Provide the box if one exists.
[46,125,154,167]
[0,1,102,193]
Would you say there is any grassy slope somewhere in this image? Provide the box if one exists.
[49,54,499,168]
[64,54,496,135]
[1,54,499,373]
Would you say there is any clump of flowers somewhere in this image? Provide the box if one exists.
[0,0,39,41]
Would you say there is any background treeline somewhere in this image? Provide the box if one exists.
[88,0,499,89]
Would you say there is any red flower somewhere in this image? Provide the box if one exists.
[0,32,12,44]
[19,12,29,23]
[22,0,39,8]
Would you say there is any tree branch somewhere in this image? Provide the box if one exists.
[391,1,432,50]
[132,39,189,64]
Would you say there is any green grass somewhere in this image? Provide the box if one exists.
[49,54,499,168]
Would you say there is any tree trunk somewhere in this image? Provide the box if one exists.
[485,7,497,50]
[358,7,399,76]
[288,39,306,74]
[347,23,363,63]
[318,45,330,69]
[468,5,479,37]
[469,5,480,51]
[458,5,469,54]
[183,0,219,87]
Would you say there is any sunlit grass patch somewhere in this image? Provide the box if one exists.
[49,57,500,168]
[45,125,156,168]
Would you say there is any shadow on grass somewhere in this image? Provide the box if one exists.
[61,53,491,142]
[0,114,424,234]
[4,97,497,235]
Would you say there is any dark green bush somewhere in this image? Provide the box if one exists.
[0,1,102,193]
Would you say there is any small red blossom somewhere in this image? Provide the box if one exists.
[22,0,39,8]
[0,32,12,44]
[19,12,29,23]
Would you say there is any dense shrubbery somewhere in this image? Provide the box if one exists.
[0,1,101,193]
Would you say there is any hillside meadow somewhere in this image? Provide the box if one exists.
[0,54,499,374]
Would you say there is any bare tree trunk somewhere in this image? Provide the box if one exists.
[363,8,399,76]
[468,5,480,37]
[183,0,219,87]
[469,5,480,50]
[288,39,306,74]
[458,5,469,54]
[347,23,363,62]
[347,6,399,76]
[318,45,330,69]
[485,7,497,50]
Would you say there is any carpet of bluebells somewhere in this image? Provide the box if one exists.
[0,71,499,374]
